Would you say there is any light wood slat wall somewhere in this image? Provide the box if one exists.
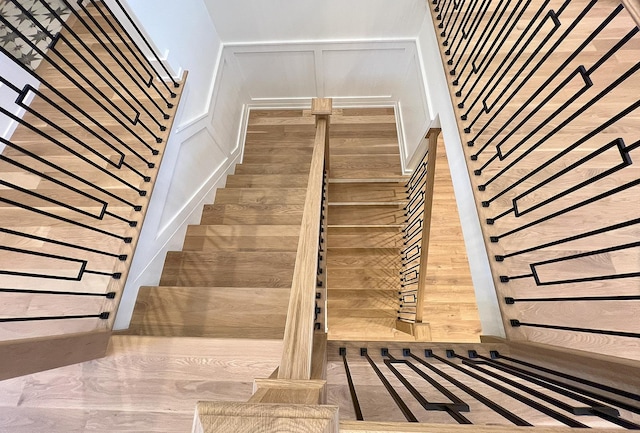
[429,0,640,360]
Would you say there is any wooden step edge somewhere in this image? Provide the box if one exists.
[328,202,407,206]
[329,178,407,184]
[328,224,405,228]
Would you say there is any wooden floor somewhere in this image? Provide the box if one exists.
[326,108,480,342]
[0,336,283,432]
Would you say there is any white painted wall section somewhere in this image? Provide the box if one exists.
[0,54,39,152]
[417,12,505,337]
[204,0,427,42]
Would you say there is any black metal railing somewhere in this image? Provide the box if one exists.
[398,149,429,323]
[431,0,640,349]
[336,346,640,428]
[0,0,179,334]
[315,167,328,331]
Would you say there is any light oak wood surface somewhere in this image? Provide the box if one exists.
[0,3,185,367]
[325,108,479,342]
[430,0,640,359]
[0,336,284,432]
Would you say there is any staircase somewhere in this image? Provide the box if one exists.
[126,110,317,339]
[325,108,414,341]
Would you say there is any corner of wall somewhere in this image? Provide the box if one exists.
[416,10,505,338]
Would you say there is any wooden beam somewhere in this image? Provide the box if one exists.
[0,330,111,380]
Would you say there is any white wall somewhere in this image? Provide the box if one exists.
[0,54,39,152]
[113,0,250,329]
[204,0,427,42]
[417,13,505,337]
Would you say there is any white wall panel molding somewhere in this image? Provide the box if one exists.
[113,151,241,330]
[175,45,224,133]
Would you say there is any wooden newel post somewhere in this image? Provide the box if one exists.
[311,98,333,177]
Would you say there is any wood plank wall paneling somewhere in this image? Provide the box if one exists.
[429,0,640,360]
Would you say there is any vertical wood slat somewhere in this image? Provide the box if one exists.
[415,129,441,324]
[279,99,332,380]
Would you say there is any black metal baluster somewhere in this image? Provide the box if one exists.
[0,288,116,298]
[484,101,640,210]
[409,350,531,426]
[475,28,636,176]
[361,348,418,422]
[383,350,472,424]
[0,44,159,159]
[445,0,480,57]
[468,351,640,428]
[462,2,562,125]
[0,228,126,261]
[486,138,634,224]
[469,3,622,152]
[112,0,180,92]
[453,0,511,88]
[460,352,640,428]
[0,313,111,323]
[430,350,589,428]
[340,348,364,421]
[456,0,535,107]
[0,137,140,210]
[510,320,640,339]
[36,0,170,122]
[449,0,490,74]
[87,0,174,107]
[0,106,148,197]
[491,352,640,405]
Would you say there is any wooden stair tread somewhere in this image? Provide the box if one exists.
[234,163,311,175]
[183,225,299,251]
[225,174,309,188]
[329,155,403,179]
[328,205,405,226]
[327,226,404,249]
[128,286,289,338]
[213,188,307,205]
[201,204,303,225]
[329,181,407,203]
[160,250,296,288]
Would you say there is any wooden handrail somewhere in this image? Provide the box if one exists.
[278,99,332,380]
[415,129,441,324]
[622,0,640,27]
